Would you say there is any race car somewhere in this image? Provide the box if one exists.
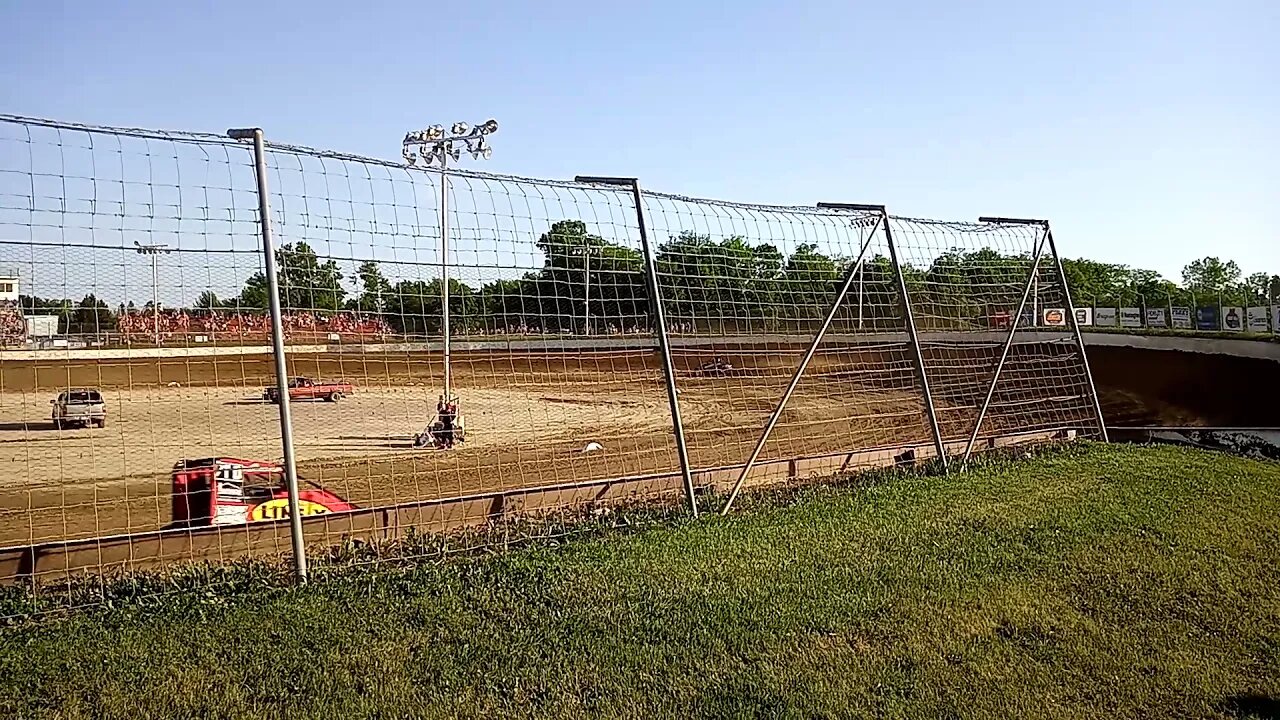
[697,357,736,377]
[170,457,356,528]
[263,377,353,404]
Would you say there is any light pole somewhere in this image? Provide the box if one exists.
[134,241,171,345]
[402,119,497,402]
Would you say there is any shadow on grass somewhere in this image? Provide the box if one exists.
[1222,694,1280,719]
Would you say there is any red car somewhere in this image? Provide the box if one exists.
[263,376,353,403]
[170,457,356,527]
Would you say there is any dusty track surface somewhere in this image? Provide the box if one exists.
[4,340,1260,547]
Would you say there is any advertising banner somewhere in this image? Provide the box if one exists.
[1274,306,1280,336]
[1144,308,1167,328]
[1195,306,1219,331]
[1094,307,1118,327]
[1246,306,1269,333]
[1073,307,1093,326]
[1119,307,1143,328]
[1170,306,1193,329]
[1042,308,1067,327]
[1221,306,1244,332]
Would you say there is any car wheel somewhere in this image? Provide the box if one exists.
[328,392,341,402]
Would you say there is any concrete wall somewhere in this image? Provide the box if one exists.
[1,331,1275,362]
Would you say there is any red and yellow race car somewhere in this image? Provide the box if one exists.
[170,457,355,528]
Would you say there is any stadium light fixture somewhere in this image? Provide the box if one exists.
[134,241,172,345]
[402,119,498,403]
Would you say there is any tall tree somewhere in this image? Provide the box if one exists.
[383,278,483,336]
[534,220,645,333]
[277,241,346,312]
[353,260,392,314]
[67,294,115,335]
[194,291,221,310]
[1244,272,1276,303]
[1181,257,1242,293]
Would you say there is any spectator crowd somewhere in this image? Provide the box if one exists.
[0,302,24,346]
[116,310,392,343]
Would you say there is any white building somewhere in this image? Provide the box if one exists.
[0,270,17,303]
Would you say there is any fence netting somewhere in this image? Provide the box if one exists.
[0,114,1102,617]
[257,145,683,563]
[640,195,939,477]
[887,217,1101,445]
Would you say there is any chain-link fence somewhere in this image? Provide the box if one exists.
[0,114,1105,616]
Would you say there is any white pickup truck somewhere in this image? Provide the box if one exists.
[51,388,107,429]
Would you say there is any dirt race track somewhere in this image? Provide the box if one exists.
[0,340,1271,548]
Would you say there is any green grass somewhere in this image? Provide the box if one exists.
[2,443,1278,719]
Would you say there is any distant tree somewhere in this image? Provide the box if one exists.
[383,278,482,336]
[1244,272,1278,304]
[353,260,392,314]
[194,291,221,310]
[278,242,345,312]
[1181,257,1242,293]
[66,294,115,335]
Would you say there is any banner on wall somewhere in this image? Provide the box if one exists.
[1195,306,1220,331]
[1170,307,1193,329]
[1094,307,1118,327]
[1144,308,1168,328]
[1221,306,1244,332]
[1119,307,1143,328]
[1073,307,1093,326]
[1246,306,1270,333]
[1273,306,1280,336]
[1042,308,1067,327]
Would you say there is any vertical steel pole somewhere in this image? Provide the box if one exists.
[151,255,160,346]
[720,215,882,515]
[583,248,591,335]
[228,127,308,581]
[961,228,1048,467]
[1032,270,1040,327]
[595,177,699,517]
[884,214,949,470]
[855,260,865,327]
[1046,227,1108,442]
[439,155,452,400]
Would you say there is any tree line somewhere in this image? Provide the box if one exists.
[13,220,1280,335]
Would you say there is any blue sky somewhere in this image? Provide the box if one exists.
[1,0,1276,283]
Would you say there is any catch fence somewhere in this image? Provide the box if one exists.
[0,114,1103,616]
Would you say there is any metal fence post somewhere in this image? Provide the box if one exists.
[719,205,884,515]
[575,176,699,517]
[1045,226,1108,442]
[961,219,1049,467]
[881,211,950,471]
[228,127,309,581]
